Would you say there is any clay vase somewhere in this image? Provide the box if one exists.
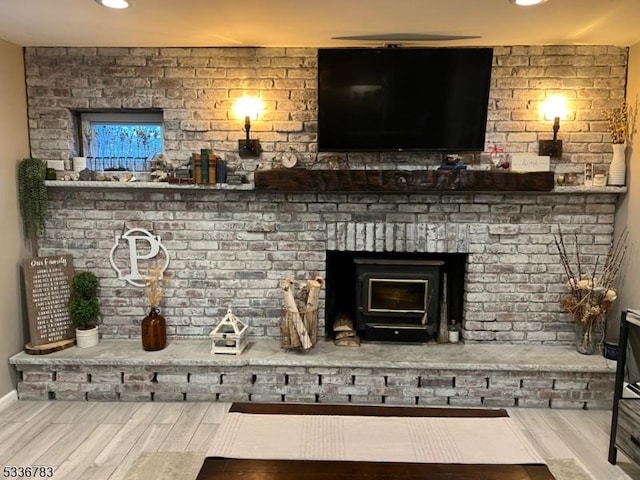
[141,307,167,351]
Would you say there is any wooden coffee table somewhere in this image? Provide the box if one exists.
[196,457,555,480]
[197,403,556,480]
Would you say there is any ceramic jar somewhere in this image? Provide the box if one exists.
[608,143,626,186]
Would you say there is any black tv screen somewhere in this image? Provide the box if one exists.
[317,47,493,152]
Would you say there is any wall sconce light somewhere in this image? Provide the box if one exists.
[233,96,264,158]
[510,0,548,6]
[538,96,568,158]
[94,0,131,9]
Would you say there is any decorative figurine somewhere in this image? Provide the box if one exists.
[210,307,248,355]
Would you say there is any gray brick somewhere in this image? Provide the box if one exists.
[420,377,454,388]
[17,390,50,401]
[518,399,550,408]
[488,377,521,388]
[190,374,221,384]
[349,395,383,404]
[382,396,416,406]
[386,376,419,387]
[157,374,189,383]
[153,384,187,394]
[483,398,517,407]
[284,385,322,396]
[585,399,613,410]
[335,385,369,396]
[522,379,554,389]
[55,391,87,401]
[218,393,250,402]
[119,393,153,402]
[250,394,283,402]
[448,397,484,407]
[455,377,488,388]
[23,372,54,382]
[550,399,586,409]
[56,372,89,383]
[24,45,622,348]
[87,392,119,401]
[288,374,319,386]
[354,376,386,387]
[186,393,219,401]
[91,373,122,383]
[154,393,185,401]
[554,380,588,390]
[124,373,155,383]
[320,375,353,385]
[417,396,448,406]
[318,395,350,403]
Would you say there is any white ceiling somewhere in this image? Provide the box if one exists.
[0,0,639,48]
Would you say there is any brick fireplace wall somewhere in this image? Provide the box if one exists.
[25,45,624,345]
[39,188,617,344]
[24,45,627,174]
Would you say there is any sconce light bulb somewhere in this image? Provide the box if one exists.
[541,95,568,122]
[233,96,264,121]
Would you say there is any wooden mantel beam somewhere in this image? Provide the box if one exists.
[254,169,555,193]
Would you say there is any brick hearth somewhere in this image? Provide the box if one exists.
[10,339,615,409]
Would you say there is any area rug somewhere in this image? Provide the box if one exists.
[123,452,205,480]
[123,453,593,480]
[210,412,544,464]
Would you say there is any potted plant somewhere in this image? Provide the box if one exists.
[69,271,100,348]
[17,157,48,252]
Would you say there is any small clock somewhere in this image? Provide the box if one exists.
[277,149,299,169]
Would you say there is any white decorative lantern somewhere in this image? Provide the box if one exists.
[210,307,248,355]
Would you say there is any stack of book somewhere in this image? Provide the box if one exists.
[191,149,227,185]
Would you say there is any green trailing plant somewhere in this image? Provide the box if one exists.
[69,272,100,330]
[17,157,48,245]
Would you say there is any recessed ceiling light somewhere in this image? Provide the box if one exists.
[510,0,548,6]
[94,0,130,9]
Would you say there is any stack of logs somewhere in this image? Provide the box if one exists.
[280,277,323,350]
[333,313,361,347]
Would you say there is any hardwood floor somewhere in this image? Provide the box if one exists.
[0,401,638,480]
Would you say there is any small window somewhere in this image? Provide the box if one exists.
[80,112,163,172]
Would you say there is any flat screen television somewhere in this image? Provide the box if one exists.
[317,47,493,153]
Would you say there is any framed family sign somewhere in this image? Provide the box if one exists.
[22,254,76,353]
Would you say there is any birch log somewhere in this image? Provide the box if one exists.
[280,279,312,349]
[306,276,324,311]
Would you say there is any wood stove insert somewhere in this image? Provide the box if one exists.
[355,258,443,342]
[325,251,466,343]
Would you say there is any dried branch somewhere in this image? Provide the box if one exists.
[145,263,164,309]
[554,225,627,328]
[553,227,579,298]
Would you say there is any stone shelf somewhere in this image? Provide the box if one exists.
[44,179,627,195]
[553,185,628,194]
[11,338,614,372]
[45,180,253,191]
